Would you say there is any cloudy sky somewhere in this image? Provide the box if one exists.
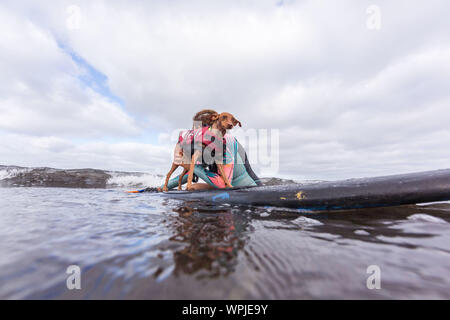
[1,0,449,180]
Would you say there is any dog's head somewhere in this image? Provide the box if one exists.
[211,112,242,132]
[193,109,218,128]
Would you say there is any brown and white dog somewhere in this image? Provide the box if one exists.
[159,111,241,192]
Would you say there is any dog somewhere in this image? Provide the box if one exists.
[160,111,241,192]
[159,110,215,192]
[160,131,192,192]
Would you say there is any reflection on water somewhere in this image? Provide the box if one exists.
[168,204,249,278]
[0,188,449,299]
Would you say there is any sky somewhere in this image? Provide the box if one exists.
[1,0,450,180]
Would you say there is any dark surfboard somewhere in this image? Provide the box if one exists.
[160,169,450,211]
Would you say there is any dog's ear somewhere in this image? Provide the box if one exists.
[210,114,219,122]
[232,117,242,127]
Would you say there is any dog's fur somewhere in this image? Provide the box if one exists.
[161,138,191,192]
[159,111,241,192]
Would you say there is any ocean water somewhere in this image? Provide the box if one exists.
[1,189,450,299]
[0,167,450,299]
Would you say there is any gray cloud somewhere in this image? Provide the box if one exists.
[1,0,450,179]
[0,7,139,138]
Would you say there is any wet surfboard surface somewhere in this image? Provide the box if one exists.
[160,169,450,211]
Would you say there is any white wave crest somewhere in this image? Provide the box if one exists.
[0,167,30,181]
[354,230,370,236]
[407,214,447,224]
[292,216,323,226]
[106,172,163,189]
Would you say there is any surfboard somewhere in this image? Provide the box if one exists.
[159,169,450,211]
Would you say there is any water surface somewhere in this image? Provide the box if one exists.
[1,187,449,299]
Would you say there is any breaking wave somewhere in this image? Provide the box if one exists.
[106,172,164,189]
[0,166,31,180]
[0,165,309,189]
[0,165,164,189]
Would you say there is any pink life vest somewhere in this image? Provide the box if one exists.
[178,126,227,165]
[179,126,223,151]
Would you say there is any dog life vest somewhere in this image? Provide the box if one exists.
[163,133,262,190]
[178,126,226,164]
